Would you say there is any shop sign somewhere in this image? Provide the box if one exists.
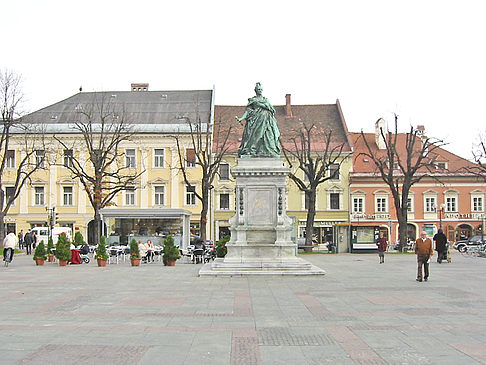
[367,214,390,219]
[351,213,366,220]
[445,212,486,219]
[298,220,345,227]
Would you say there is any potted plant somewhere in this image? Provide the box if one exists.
[74,231,84,247]
[95,236,108,267]
[55,233,71,266]
[162,235,181,266]
[130,238,141,266]
[33,240,47,265]
[215,235,229,258]
[46,237,55,262]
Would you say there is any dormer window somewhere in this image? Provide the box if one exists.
[435,162,447,170]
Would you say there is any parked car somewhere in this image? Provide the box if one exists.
[453,235,486,253]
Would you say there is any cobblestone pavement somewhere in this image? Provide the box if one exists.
[1,250,486,364]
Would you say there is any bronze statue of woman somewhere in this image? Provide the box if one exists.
[235,82,281,158]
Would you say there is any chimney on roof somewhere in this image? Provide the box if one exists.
[131,83,149,92]
[285,94,293,118]
[416,125,425,136]
[375,118,387,150]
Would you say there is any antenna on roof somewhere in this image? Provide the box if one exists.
[79,86,82,92]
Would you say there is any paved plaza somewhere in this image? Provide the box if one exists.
[1,250,486,365]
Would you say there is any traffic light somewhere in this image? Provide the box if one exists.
[54,212,59,225]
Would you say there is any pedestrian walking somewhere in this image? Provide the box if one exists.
[3,231,18,262]
[18,229,24,251]
[24,230,33,255]
[376,232,388,264]
[433,228,447,263]
[32,231,38,249]
[415,231,433,282]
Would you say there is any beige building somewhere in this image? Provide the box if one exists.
[6,85,213,248]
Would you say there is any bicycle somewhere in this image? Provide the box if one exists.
[3,248,13,267]
[463,243,486,257]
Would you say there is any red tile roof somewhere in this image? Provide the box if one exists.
[351,132,478,174]
[214,101,353,154]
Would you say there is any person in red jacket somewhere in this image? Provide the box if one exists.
[415,231,433,282]
[376,232,388,264]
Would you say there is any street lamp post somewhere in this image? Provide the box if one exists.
[439,203,446,229]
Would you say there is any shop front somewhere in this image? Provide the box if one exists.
[298,219,348,252]
[100,208,192,249]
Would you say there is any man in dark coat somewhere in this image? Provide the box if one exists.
[433,228,447,263]
[24,230,33,255]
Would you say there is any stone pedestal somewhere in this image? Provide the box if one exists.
[199,158,325,276]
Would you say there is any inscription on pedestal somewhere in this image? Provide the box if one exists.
[248,188,273,225]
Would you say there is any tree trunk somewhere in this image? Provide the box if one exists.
[397,208,409,252]
[304,190,317,253]
[200,193,208,242]
[93,207,101,246]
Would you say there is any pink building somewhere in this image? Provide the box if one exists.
[349,123,484,250]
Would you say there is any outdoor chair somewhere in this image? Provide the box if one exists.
[192,248,204,264]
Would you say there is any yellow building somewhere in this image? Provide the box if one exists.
[6,85,213,248]
[213,96,354,252]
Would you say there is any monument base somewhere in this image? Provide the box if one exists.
[199,158,325,277]
[199,257,325,276]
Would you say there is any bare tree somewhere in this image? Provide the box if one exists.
[0,69,45,244]
[468,134,486,179]
[359,115,446,251]
[53,94,143,245]
[282,123,350,252]
[174,117,234,241]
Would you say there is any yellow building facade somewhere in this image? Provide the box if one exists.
[5,87,213,248]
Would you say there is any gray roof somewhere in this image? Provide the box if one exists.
[22,90,213,127]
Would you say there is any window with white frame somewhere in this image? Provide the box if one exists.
[330,193,340,210]
[352,197,364,213]
[35,150,45,168]
[329,163,340,180]
[125,188,135,206]
[186,149,196,168]
[34,186,45,206]
[425,196,436,213]
[407,197,414,212]
[219,163,230,180]
[186,185,196,205]
[6,150,15,168]
[5,187,15,205]
[154,186,165,205]
[63,186,73,206]
[63,149,73,168]
[376,197,387,213]
[220,193,230,210]
[154,149,164,168]
[472,196,484,212]
[125,149,136,168]
[446,196,457,212]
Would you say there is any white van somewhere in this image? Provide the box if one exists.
[31,227,73,244]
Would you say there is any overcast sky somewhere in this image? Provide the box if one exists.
[3,0,485,160]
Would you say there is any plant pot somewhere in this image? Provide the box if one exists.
[166,260,176,266]
[58,259,68,266]
[130,257,141,266]
[47,254,55,262]
[35,258,45,266]
[97,258,107,267]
